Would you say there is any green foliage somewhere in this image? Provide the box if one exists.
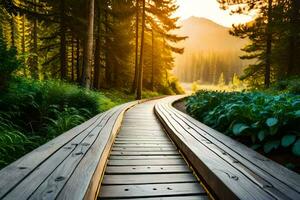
[0,26,19,90]
[0,77,134,169]
[168,78,185,95]
[186,90,300,156]
[0,112,41,168]
[271,77,300,94]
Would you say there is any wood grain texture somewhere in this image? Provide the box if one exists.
[99,183,205,198]
[102,173,197,185]
[155,96,300,200]
[108,159,186,166]
[0,112,104,199]
[0,101,138,200]
[105,165,190,174]
[99,99,207,200]
[112,147,176,152]
[109,155,181,160]
[102,196,209,200]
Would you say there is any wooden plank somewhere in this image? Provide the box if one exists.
[113,144,175,148]
[112,147,176,152]
[114,141,171,144]
[155,101,277,200]
[169,103,300,198]
[0,109,116,199]
[105,165,190,174]
[0,111,106,199]
[99,183,205,198]
[108,159,185,166]
[3,111,113,200]
[109,155,181,160]
[122,122,161,126]
[110,151,179,156]
[118,130,164,134]
[102,196,208,200]
[117,134,166,137]
[23,104,130,200]
[160,99,300,199]
[102,173,197,185]
[117,135,168,139]
[99,99,207,200]
[56,102,136,200]
[115,138,169,141]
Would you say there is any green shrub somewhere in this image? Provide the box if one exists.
[186,91,300,156]
[272,77,300,94]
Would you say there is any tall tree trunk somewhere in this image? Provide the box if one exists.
[131,0,139,94]
[10,15,15,47]
[94,3,101,89]
[136,0,145,100]
[71,36,74,81]
[104,9,111,87]
[32,0,39,79]
[82,0,95,88]
[265,0,272,88]
[21,14,27,76]
[151,29,154,91]
[76,38,81,83]
[60,0,68,80]
[287,0,300,76]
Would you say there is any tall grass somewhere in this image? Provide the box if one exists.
[0,77,119,169]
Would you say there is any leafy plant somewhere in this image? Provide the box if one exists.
[186,90,300,156]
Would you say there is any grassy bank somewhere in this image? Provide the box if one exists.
[0,77,161,169]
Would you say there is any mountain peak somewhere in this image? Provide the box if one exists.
[184,16,227,29]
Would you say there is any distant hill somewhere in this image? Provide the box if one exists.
[173,17,248,84]
[176,16,246,51]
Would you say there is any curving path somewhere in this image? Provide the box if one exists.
[99,100,208,199]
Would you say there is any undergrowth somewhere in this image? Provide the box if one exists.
[0,77,155,169]
[186,90,300,171]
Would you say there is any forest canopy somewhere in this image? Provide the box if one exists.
[219,0,300,87]
[0,0,186,98]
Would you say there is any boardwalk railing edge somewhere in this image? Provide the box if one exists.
[154,95,300,200]
[0,100,143,200]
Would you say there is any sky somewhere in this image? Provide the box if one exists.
[175,0,255,27]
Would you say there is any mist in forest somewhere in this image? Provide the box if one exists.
[174,16,248,84]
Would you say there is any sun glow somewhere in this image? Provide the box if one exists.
[175,0,255,27]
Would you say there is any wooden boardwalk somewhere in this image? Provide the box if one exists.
[1,97,299,200]
[99,101,208,199]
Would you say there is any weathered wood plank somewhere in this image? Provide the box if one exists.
[155,96,300,200]
[115,138,169,141]
[0,111,106,199]
[112,145,175,149]
[112,147,176,152]
[99,183,205,198]
[117,135,168,139]
[3,111,113,200]
[169,102,300,197]
[156,103,277,200]
[114,140,171,144]
[99,99,207,200]
[110,151,180,156]
[102,196,208,200]
[108,159,185,166]
[109,155,182,160]
[167,99,300,199]
[102,173,197,185]
[56,103,136,200]
[105,165,190,174]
